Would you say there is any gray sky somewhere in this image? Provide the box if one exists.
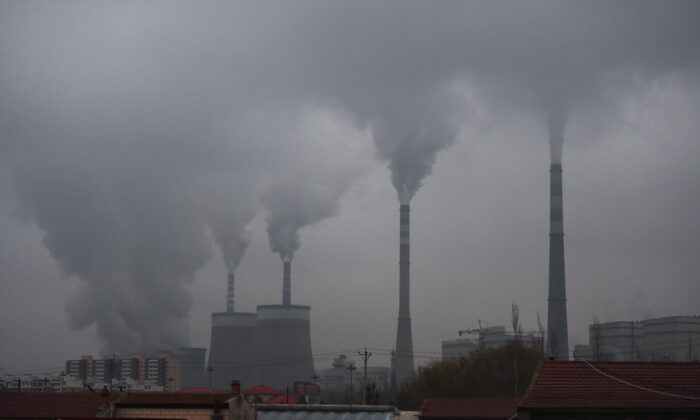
[1,1,699,373]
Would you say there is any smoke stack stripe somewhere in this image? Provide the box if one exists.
[283,260,291,305]
[226,273,235,313]
[546,163,569,360]
[394,201,414,385]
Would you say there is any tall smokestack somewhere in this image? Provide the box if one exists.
[226,273,235,313]
[546,163,569,360]
[394,186,414,385]
[283,258,291,305]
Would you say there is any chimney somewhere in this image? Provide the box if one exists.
[394,186,414,385]
[226,273,235,312]
[546,163,569,360]
[283,258,291,305]
[230,379,241,396]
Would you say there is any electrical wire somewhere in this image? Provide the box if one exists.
[583,361,700,401]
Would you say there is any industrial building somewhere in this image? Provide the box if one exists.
[441,326,541,360]
[546,163,569,361]
[316,354,391,404]
[394,187,415,386]
[573,315,700,361]
[208,261,314,391]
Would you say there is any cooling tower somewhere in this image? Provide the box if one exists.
[208,311,257,389]
[546,163,569,360]
[175,347,207,388]
[253,304,314,389]
[394,188,414,385]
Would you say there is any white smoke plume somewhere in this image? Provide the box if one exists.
[1,1,698,356]
[262,107,373,262]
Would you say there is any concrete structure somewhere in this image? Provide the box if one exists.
[640,316,700,361]
[441,338,478,360]
[317,355,391,404]
[252,304,314,389]
[394,187,414,386]
[145,352,181,391]
[176,347,207,388]
[227,273,235,312]
[208,311,257,389]
[0,374,65,392]
[63,352,180,391]
[588,321,643,361]
[442,326,541,359]
[546,163,569,360]
[283,259,291,305]
[208,260,315,391]
[573,315,700,362]
[65,357,89,381]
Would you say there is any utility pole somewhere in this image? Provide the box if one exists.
[346,363,356,404]
[358,348,372,405]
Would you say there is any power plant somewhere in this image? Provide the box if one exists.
[394,186,414,385]
[546,163,569,360]
[208,261,314,389]
[208,273,257,388]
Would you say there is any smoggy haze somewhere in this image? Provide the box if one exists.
[1,1,699,372]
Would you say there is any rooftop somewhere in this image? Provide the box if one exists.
[242,384,286,396]
[0,392,112,418]
[520,361,700,410]
[115,392,231,407]
[420,398,518,419]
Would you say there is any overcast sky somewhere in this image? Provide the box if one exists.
[1,0,699,374]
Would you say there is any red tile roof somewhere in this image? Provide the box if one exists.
[419,398,518,419]
[263,395,300,404]
[115,392,230,407]
[0,392,109,418]
[520,361,700,410]
[178,387,227,394]
[242,385,285,396]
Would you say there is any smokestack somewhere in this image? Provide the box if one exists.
[226,273,235,313]
[546,163,569,360]
[394,186,414,385]
[283,258,291,305]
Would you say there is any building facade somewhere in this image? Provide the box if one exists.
[574,315,700,362]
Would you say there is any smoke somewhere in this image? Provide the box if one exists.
[205,179,257,273]
[262,106,372,262]
[1,1,699,356]
[370,89,463,203]
[544,96,569,165]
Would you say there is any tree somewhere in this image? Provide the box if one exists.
[396,343,545,410]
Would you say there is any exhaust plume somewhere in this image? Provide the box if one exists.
[371,93,462,203]
[544,98,569,165]
[262,107,372,262]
